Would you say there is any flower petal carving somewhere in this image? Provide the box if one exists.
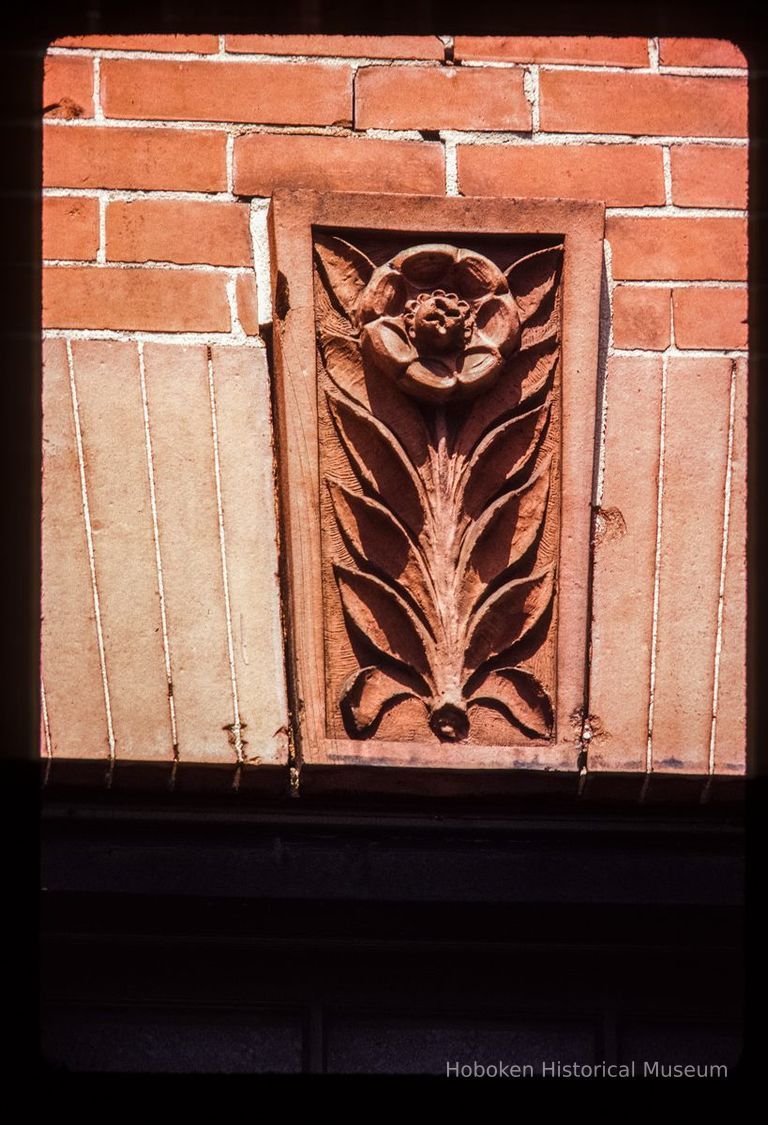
[402,358,459,403]
[392,243,458,285]
[356,266,408,324]
[361,317,417,378]
[474,294,521,353]
[452,250,508,299]
[468,667,554,738]
[340,666,426,737]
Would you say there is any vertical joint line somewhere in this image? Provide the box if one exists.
[250,199,273,326]
[226,133,235,195]
[525,66,541,133]
[41,677,52,760]
[97,194,107,264]
[226,273,243,339]
[443,135,459,195]
[438,35,455,65]
[649,37,660,71]
[92,56,103,121]
[66,338,116,763]
[646,349,669,776]
[595,238,614,509]
[207,348,243,762]
[708,360,738,775]
[662,146,673,207]
[138,342,179,760]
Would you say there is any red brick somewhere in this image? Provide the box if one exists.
[224,34,442,59]
[612,287,671,349]
[236,274,259,335]
[457,143,664,206]
[233,133,444,196]
[51,35,219,53]
[355,66,530,131]
[44,55,93,118]
[672,288,747,349]
[607,217,747,281]
[43,125,228,190]
[540,71,747,137]
[659,38,747,68]
[107,200,252,266]
[714,358,746,773]
[670,145,748,208]
[588,357,663,772]
[652,357,731,771]
[43,196,99,261]
[454,36,649,66]
[43,266,231,331]
[101,58,353,125]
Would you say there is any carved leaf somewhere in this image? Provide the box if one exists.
[314,234,375,321]
[321,333,431,473]
[335,564,434,684]
[458,457,552,622]
[460,398,551,519]
[505,244,563,327]
[340,665,425,737]
[319,332,368,406]
[327,389,427,537]
[464,566,555,676]
[327,479,438,636]
[520,291,561,353]
[456,336,559,457]
[314,268,357,345]
[468,667,554,738]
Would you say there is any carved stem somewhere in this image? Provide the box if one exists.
[425,405,469,740]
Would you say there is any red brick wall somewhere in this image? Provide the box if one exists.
[41,35,748,786]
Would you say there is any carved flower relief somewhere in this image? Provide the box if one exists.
[355,245,521,404]
[314,233,564,744]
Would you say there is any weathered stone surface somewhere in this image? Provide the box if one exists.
[714,358,747,774]
[588,357,663,773]
[71,340,173,762]
[210,346,289,765]
[652,357,732,772]
[41,339,108,759]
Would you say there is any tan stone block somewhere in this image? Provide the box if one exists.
[41,338,108,759]
[70,340,174,763]
[588,357,663,773]
[210,346,288,764]
[714,359,747,773]
[652,357,731,771]
[141,343,236,764]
